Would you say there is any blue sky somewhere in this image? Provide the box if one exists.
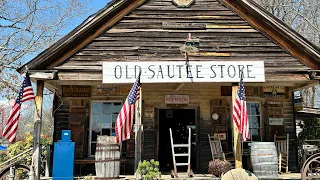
[92,0,111,11]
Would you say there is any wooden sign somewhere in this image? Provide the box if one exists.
[267,101,284,125]
[103,61,265,83]
[62,86,91,97]
[213,133,227,140]
[165,95,189,104]
[262,86,288,98]
[172,0,195,7]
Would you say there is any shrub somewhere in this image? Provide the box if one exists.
[0,132,52,175]
[136,159,161,180]
[208,159,232,177]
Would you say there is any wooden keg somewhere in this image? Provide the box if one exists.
[95,136,120,179]
[250,142,278,178]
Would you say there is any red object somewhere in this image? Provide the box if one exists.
[115,75,141,143]
[232,72,250,142]
[2,72,35,143]
[0,107,4,137]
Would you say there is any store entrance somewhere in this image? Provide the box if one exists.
[158,109,197,172]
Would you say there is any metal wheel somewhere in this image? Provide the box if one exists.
[0,165,30,180]
[302,153,320,180]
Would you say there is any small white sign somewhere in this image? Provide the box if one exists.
[103,61,265,83]
[165,95,189,104]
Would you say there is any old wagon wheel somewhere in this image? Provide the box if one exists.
[301,152,320,180]
[0,165,30,180]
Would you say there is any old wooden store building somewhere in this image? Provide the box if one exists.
[18,0,320,175]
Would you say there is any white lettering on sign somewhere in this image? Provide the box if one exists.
[103,61,265,83]
[165,95,189,104]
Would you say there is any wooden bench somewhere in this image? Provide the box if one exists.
[74,159,127,176]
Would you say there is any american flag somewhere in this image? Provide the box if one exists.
[115,75,141,143]
[232,72,250,142]
[2,72,35,143]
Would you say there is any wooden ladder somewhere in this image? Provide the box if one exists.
[169,128,193,178]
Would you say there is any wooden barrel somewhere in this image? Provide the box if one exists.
[95,136,120,179]
[250,142,278,178]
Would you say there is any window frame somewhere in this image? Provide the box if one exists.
[246,101,263,141]
[89,100,123,157]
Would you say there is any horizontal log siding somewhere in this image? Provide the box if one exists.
[58,0,310,76]
[282,97,298,172]
[53,94,69,142]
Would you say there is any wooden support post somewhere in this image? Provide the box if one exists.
[232,84,242,168]
[32,80,44,180]
[134,88,142,173]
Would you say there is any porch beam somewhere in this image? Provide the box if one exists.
[232,83,242,168]
[28,70,57,80]
[32,80,44,180]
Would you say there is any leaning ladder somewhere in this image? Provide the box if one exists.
[169,128,193,178]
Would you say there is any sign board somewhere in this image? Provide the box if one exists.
[213,133,227,140]
[267,101,284,125]
[262,86,288,98]
[165,95,190,104]
[103,61,265,83]
[269,118,284,125]
[62,85,91,97]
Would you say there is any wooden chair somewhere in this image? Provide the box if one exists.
[274,134,289,173]
[208,134,234,165]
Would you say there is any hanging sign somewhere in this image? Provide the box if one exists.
[62,85,91,97]
[103,61,265,83]
[165,95,189,104]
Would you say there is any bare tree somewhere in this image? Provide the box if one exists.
[254,0,320,47]
[0,0,90,99]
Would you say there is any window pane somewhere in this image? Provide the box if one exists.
[92,103,101,115]
[251,128,261,141]
[102,129,110,135]
[91,130,99,141]
[102,115,112,128]
[112,114,118,123]
[251,103,260,115]
[91,143,97,155]
[92,115,101,132]
[102,102,113,115]
[113,103,122,112]
[249,116,259,128]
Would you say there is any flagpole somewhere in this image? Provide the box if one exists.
[134,87,142,174]
[232,83,242,168]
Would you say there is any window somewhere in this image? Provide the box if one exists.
[90,101,122,156]
[241,102,262,154]
[247,102,262,141]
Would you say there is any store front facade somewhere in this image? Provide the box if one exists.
[18,0,320,174]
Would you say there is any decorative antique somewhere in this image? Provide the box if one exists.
[179,33,199,53]
[261,86,288,99]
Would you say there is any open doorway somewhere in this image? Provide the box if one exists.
[158,108,197,172]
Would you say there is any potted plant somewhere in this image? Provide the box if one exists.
[208,159,232,177]
[136,159,161,180]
